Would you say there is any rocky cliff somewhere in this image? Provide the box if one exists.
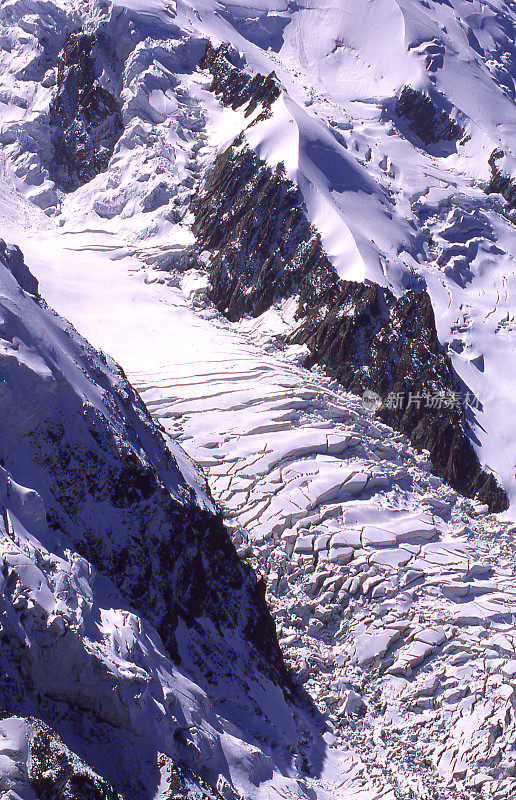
[486,148,516,217]
[49,31,123,191]
[190,142,507,512]
[394,86,462,148]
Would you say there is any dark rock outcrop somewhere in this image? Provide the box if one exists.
[395,86,462,147]
[189,144,508,512]
[294,268,508,512]
[29,727,124,800]
[49,32,123,191]
[486,148,516,215]
[27,722,222,800]
[200,43,279,116]
[191,147,321,320]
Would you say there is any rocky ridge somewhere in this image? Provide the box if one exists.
[394,87,462,150]
[49,31,124,191]
[190,137,507,512]
[200,43,279,117]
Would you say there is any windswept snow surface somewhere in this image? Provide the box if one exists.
[0,0,516,797]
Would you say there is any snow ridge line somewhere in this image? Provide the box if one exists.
[186,114,507,509]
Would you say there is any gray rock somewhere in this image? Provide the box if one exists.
[49,32,123,191]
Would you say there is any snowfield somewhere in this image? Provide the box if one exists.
[0,0,515,798]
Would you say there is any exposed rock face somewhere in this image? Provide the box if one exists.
[0,240,288,689]
[28,725,228,800]
[0,717,224,800]
[294,267,508,512]
[29,727,123,800]
[200,43,279,116]
[191,147,320,320]
[49,32,123,191]
[28,416,286,682]
[190,144,508,512]
[395,86,462,147]
[486,148,516,214]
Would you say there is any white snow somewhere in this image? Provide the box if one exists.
[0,0,515,797]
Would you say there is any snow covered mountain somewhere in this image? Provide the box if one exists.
[0,238,313,799]
[0,0,515,798]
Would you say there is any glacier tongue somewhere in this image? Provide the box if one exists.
[16,221,516,797]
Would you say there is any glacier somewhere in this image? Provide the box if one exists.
[0,0,515,798]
